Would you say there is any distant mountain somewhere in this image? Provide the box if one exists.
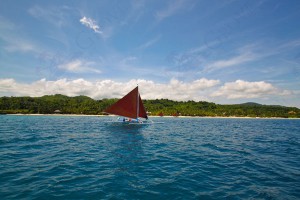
[239,102,262,106]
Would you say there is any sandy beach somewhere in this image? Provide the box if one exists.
[6,113,299,119]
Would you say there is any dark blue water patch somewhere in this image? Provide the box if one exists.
[0,115,300,199]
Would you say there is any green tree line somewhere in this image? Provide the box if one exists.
[0,95,299,118]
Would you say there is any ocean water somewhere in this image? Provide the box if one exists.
[0,115,299,200]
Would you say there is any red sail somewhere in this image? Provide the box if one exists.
[105,86,148,119]
[138,94,148,119]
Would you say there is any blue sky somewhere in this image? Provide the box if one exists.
[1,0,300,107]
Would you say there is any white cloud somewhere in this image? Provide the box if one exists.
[0,79,16,90]
[138,35,161,50]
[155,0,193,21]
[0,78,219,101]
[280,39,300,49]
[211,80,292,99]
[205,52,256,72]
[58,59,101,74]
[4,39,38,53]
[203,44,260,73]
[28,5,72,27]
[119,56,138,66]
[165,40,221,75]
[1,78,297,107]
[139,78,220,100]
[80,16,103,35]
[205,39,300,72]
[0,16,15,30]
[0,17,40,53]
[170,42,293,77]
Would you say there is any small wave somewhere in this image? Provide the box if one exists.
[1,116,299,199]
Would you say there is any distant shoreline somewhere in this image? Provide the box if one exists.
[5,114,300,119]
[1,95,299,118]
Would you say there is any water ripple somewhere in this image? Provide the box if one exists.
[0,116,300,199]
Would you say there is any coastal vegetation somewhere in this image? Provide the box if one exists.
[0,94,299,118]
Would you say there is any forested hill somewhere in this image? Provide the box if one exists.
[0,94,299,118]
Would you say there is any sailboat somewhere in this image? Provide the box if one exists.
[104,86,151,124]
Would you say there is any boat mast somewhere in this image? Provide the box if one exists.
[136,86,139,119]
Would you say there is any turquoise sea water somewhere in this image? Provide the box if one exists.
[0,115,299,199]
